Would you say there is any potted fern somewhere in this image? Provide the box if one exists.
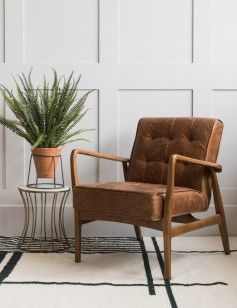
[0,70,92,178]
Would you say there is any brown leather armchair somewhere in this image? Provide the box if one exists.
[71,117,230,280]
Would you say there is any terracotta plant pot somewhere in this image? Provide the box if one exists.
[32,147,62,178]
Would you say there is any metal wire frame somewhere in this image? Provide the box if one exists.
[18,188,70,252]
[27,154,65,189]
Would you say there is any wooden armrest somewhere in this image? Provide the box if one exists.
[163,154,222,219]
[171,154,222,172]
[70,148,129,187]
[74,148,129,163]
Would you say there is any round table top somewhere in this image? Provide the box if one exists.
[18,185,70,193]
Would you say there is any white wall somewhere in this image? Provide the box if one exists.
[0,0,237,236]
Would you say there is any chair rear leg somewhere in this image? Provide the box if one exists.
[211,171,230,255]
[216,199,230,254]
[74,210,82,262]
[163,232,172,280]
[218,218,230,255]
[134,225,142,241]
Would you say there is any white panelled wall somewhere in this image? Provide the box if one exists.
[0,0,237,236]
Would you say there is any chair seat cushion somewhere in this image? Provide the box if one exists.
[73,182,208,221]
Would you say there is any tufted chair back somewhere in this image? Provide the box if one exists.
[128,118,223,202]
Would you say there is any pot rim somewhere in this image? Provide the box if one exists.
[31,147,62,150]
[31,147,62,157]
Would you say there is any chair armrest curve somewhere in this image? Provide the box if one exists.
[170,154,222,172]
[163,154,222,221]
[74,148,129,163]
[70,148,129,187]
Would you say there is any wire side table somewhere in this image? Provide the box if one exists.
[18,186,70,252]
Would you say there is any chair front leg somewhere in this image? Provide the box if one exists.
[163,227,172,280]
[74,209,82,262]
[134,225,142,241]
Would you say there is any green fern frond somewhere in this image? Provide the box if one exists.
[0,69,93,148]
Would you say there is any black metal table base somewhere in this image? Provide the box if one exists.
[18,237,70,252]
[18,186,70,252]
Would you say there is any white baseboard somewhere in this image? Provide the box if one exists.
[0,204,236,237]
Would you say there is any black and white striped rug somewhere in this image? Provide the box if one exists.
[0,236,236,308]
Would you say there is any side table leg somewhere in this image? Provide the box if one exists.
[50,193,56,250]
[40,192,44,250]
[53,192,59,241]
[59,190,70,247]
[18,190,30,249]
[28,193,36,250]
[43,193,47,240]
[33,193,38,240]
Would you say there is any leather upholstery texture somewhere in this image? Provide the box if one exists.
[128,118,223,201]
[74,182,208,221]
[73,117,223,220]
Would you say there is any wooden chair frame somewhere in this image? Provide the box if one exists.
[71,148,230,280]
